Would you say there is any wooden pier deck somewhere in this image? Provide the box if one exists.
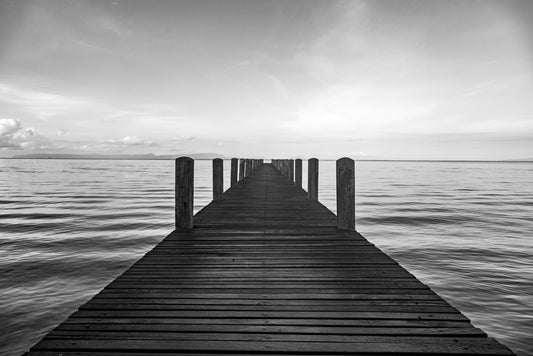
[25,163,514,355]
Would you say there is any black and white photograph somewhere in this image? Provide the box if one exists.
[1,1,532,355]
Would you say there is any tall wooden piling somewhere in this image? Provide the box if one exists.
[175,157,194,230]
[295,159,302,188]
[308,158,318,201]
[288,159,294,183]
[231,158,238,186]
[239,159,245,180]
[213,158,223,201]
[336,157,355,230]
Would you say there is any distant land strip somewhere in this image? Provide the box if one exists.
[7,153,533,161]
[9,153,227,160]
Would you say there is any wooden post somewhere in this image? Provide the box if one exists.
[213,158,223,201]
[295,159,302,188]
[336,157,355,230]
[288,159,294,183]
[231,158,238,186]
[239,159,245,180]
[308,158,318,201]
[175,157,194,230]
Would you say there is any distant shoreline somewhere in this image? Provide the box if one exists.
[3,157,532,163]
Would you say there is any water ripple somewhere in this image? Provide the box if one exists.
[0,159,532,356]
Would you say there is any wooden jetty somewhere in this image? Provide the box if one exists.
[25,158,515,355]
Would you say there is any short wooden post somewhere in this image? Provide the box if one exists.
[336,157,355,230]
[308,158,318,201]
[175,157,194,230]
[213,158,223,201]
[295,159,302,188]
[239,159,245,180]
[288,159,294,183]
[231,158,238,186]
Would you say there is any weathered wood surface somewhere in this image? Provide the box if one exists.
[212,158,223,201]
[336,157,355,230]
[174,157,193,230]
[230,158,238,187]
[25,164,514,355]
[295,158,302,188]
[308,158,319,201]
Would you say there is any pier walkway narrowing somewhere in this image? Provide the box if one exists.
[26,163,514,355]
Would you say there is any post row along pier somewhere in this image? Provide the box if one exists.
[25,158,515,355]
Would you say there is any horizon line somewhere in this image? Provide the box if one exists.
[3,157,533,163]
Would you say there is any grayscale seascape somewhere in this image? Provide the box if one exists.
[1,158,531,355]
[1,0,532,355]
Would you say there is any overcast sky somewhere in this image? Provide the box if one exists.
[1,0,532,159]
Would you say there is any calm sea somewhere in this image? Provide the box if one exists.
[0,159,531,355]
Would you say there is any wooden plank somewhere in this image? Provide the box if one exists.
[59,317,475,328]
[52,324,486,336]
[30,339,514,354]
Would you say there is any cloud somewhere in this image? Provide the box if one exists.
[1,117,160,155]
[1,118,24,149]
[0,118,22,136]
[72,135,158,153]
[106,135,158,146]
[286,84,439,140]
[0,83,86,120]
[0,118,49,150]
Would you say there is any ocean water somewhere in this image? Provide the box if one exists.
[0,159,531,355]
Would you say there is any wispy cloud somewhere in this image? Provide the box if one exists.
[0,83,87,120]
[106,135,158,146]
